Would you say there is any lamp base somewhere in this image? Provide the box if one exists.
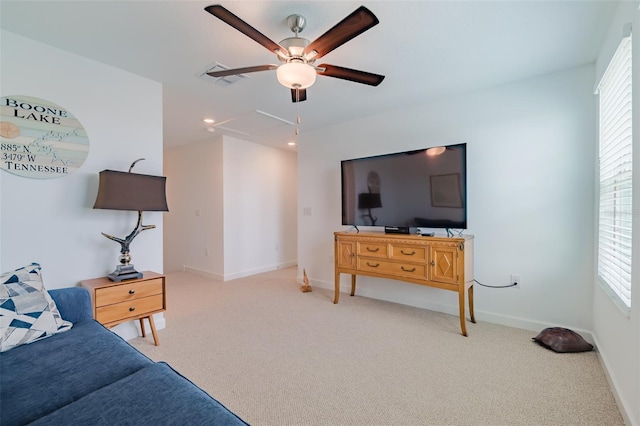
[108,264,143,282]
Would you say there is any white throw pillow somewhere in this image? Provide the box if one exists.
[0,263,72,352]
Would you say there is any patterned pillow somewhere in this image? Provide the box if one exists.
[0,263,73,352]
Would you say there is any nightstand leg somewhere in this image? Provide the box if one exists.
[148,315,160,346]
[139,318,146,337]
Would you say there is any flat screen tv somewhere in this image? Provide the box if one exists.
[341,143,467,231]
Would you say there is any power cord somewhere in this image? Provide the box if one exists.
[473,279,517,289]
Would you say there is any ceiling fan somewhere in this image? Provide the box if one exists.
[204,4,385,103]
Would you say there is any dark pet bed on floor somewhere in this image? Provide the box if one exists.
[532,327,593,353]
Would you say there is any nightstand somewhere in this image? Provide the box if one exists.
[80,271,166,345]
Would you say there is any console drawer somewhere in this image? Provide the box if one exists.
[358,258,427,280]
[357,241,388,258]
[389,244,427,261]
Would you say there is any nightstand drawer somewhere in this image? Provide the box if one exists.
[96,294,164,325]
[80,271,166,346]
[95,278,163,307]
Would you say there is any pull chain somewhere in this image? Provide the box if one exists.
[294,91,301,138]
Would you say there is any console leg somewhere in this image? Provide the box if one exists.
[334,271,340,304]
[350,274,356,296]
[469,285,476,323]
[459,288,467,337]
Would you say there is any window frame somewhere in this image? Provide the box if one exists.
[596,34,633,311]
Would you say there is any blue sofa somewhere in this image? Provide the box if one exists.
[1,287,248,426]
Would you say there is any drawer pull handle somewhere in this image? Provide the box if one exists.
[401,250,416,256]
[129,289,135,294]
[129,307,136,312]
[431,261,436,266]
[401,266,416,272]
[366,262,380,268]
[366,247,380,252]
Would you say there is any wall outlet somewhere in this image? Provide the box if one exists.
[511,274,521,289]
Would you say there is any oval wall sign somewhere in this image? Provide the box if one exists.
[0,95,90,179]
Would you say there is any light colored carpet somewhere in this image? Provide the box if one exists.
[130,267,623,426]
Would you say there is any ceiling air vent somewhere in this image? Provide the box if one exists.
[198,63,248,86]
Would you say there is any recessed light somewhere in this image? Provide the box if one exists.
[203,118,215,124]
[287,142,296,146]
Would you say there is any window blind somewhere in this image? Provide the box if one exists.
[597,35,633,308]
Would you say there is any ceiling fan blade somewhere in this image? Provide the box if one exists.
[291,88,307,103]
[317,64,385,86]
[205,5,285,55]
[303,6,379,60]
[207,64,277,78]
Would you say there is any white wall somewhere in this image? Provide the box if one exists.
[592,2,639,425]
[223,136,298,279]
[1,30,165,340]
[164,135,297,280]
[299,64,596,333]
[164,137,224,276]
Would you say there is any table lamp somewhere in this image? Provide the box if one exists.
[93,159,168,281]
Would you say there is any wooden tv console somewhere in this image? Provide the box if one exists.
[334,231,475,336]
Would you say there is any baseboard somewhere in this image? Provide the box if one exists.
[471,310,595,342]
[224,260,297,281]
[183,266,224,281]
[592,335,636,426]
[185,260,297,282]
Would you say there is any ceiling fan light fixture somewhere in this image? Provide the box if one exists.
[276,62,317,89]
[205,5,384,103]
[280,36,309,58]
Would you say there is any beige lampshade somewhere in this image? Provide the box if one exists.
[93,170,168,212]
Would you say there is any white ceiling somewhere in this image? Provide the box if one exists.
[0,0,618,151]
